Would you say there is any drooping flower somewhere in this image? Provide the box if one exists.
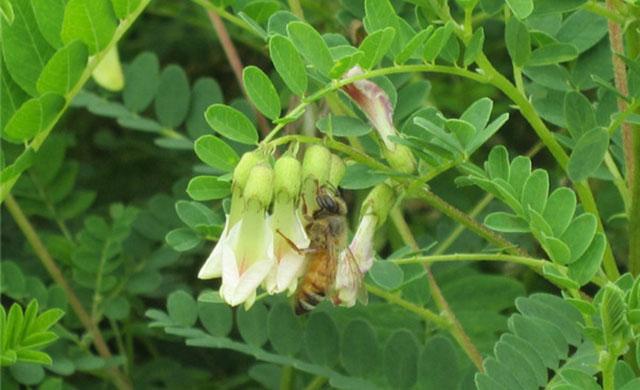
[198,156,275,308]
[198,151,264,280]
[218,164,275,307]
[333,183,396,307]
[265,156,310,294]
[342,66,416,174]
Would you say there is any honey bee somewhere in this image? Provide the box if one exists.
[291,187,365,315]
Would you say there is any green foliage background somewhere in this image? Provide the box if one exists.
[2,0,640,389]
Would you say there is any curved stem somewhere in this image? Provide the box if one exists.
[365,284,450,329]
[392,253,546,270]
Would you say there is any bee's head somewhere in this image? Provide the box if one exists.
[315,186,347,216]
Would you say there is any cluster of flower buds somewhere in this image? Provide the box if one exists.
[198,145,396,309]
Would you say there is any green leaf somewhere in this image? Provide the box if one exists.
[31,0,65,48]
[505,17,530,67]
[205,104,258,144]
[198,301,232,337]
[486,145,510,181]
[568,233,606,285]
[369,261,404,290]
[155,65,191,128]
[505,0,533,19]
[555,10,607,54]
[394,27,432,65]
[527,43,578,66]
[167,290,198,327]
[601,284,628,348]
[0,0,14,24]
[328,46,363,78]
[194,135,239,172]
[267,10,299,36]
[237,302,268,347]
[543,188,576,236]
[187,77,223,139]
[186,176,231,201]
[564,91,596,139]
[485,212,530,233]
[304,312,339,366]
[568,128,609,182]
[464,27,485,67]
[104,296,130,320]
[1,0,55,96]
[175,200,222,230]
[269,35,307,95]
[243,66,281,120]
[423,22,454,62]
[341,164,386,190]
[267,303,302,356]
[10,362,45,384]
[364,0,400,35]
[123,52,160,113]
[111,0,141,19]
[358,27,396,69]
[3,93,65,143]
[61,0,118,54]
[531,0,586,15]
[165,228,201,252]
[443,119,473,150]
[340,319,379,377]
[384,330,418,388]
[521,169,549,216]
[561,213,598,263]
[36,40,88,95]
[286,22,334,78]
[418,336,459,389]
[316,115,372,137]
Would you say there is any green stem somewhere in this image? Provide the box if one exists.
[366,284,450,329]
[191,0,255,35]
[389,207,485,372]
[602,352,618,390]
[288,0,304,19]
[604,151,631,213]
[279,366,295,390]
[261,64,488,143]
[393,253,546,270]
[0,0,151,203]
[630,131,640,274]
[303,376,327,390]
[432,194,493,255]
[418,187,524,256]
[584,0,625,23]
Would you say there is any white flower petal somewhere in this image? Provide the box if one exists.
[276,253,306,292]
[198,219,231,279]
[350,214,377,273]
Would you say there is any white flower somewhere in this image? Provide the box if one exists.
[197,219,232,280]
[264,199,310,294]
[333,212,377,307]
[218,201,276,307]
[349,213,377,273]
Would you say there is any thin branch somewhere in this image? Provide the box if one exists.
[605,0,640,275]
[417,188,525,256]
[4,195,132,390]
[205,10,271,137]
[389,207,485,372]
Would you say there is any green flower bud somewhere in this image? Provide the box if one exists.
[274,155,302,201]
[243,164,274,208]
[233,151,266,190]
[383,144,416,174]
[362,183,395,226]
[302,145,331,184]
[328,154,346,188]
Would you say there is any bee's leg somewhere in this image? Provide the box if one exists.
[276,229,315,255]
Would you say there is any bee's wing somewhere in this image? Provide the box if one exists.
[345,247,368,305]
[331,247,368,306]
